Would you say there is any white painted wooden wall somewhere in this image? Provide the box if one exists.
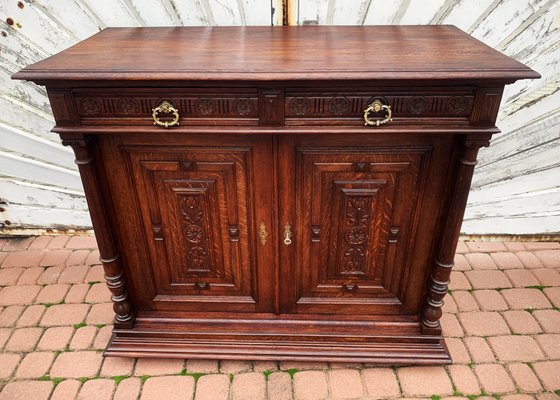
[0,0,558,236]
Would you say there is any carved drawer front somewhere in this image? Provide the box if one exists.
[285,87,475,126]
[292,145,431,314]
[123,142,267,312]
[73,88,259,126]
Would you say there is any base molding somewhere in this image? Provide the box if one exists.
[104,316,451,364]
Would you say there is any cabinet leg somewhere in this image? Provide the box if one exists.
[62,134,135,328]
[421,135,490,334]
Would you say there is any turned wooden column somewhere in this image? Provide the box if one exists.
[62,134,134,328]
[421,134,491,334]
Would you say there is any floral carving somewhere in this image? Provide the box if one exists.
[341,196,371,274]
[447,96,468,115]
[180,195,210,273]
[194,98,216,116]
[408,96,428,114]
[328,97,350,115]
[79,98,102,116]
[117,98,138,114]
[290,97,311,115]
[233,97,254,116]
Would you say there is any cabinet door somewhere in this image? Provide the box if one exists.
[122,135,274,313]
[279,135,448,315]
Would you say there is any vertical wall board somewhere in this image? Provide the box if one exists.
[298,0,329,24]
[207,0,243,25]
[128,0,179,26]
[328,0,371,25]
[243,0,273,25]
[399,0,448,24]
[168,0,211,26]
[1,0,557,235]
[362,0,407,25]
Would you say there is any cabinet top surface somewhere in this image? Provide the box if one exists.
[14,25,538,83]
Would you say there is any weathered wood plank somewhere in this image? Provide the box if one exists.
[462,214,560,235]
[0,179,85,209]
[474,134,560,189]
[78,0,143,27]
[298,0,328,24]
[362,0,407,25]
[399,0,448,24]
[470,0,548,48]
[469,166,560,205]
[0,95,55,141]
[169,0,211,26]
[477,109,560,171]
[3,204,92,229]
[328,0,370,25]
[0,151,82,191]
[0,122,75,170]
[207,0,243,25]
[34,0,100,40]
[0,0,75,54]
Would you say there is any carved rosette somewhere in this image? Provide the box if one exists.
[79,98,102,116]
[233,97,254,116]
[341,197,371,275]
[447,96,468,115]
[117,98,138,114]
[408,96,428,115]
[290,97,311,116]
[180,195,210,273]
[194,97,217,116]
[328,97,351,115]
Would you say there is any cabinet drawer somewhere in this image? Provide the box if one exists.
[72,88,259,126]
[284,87,475,126]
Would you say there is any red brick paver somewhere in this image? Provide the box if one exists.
[141,376,195,400]
[0,235,559,399]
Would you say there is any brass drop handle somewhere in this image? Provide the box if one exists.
[152,101,180,128]
[283,223,292,245]
[364,100,392,126]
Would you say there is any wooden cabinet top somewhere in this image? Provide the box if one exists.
[13,26,538,83]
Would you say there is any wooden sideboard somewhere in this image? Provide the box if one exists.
[14,26,538,364]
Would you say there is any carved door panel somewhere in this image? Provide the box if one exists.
[123,136,274,313]
[279,135,434,315]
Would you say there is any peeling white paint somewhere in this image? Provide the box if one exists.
[0,0,557,235]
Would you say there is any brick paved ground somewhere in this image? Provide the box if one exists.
[0,235,559,399]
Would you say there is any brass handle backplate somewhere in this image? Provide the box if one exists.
[152,101,180,128]
[283,223,292,245]
[364,100,392,127]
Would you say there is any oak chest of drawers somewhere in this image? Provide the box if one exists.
[14,26,538,364]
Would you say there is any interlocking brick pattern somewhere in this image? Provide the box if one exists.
[0,236,558,399]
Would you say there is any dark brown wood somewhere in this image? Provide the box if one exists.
[13,26,538,364]
[13,26,539,82]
